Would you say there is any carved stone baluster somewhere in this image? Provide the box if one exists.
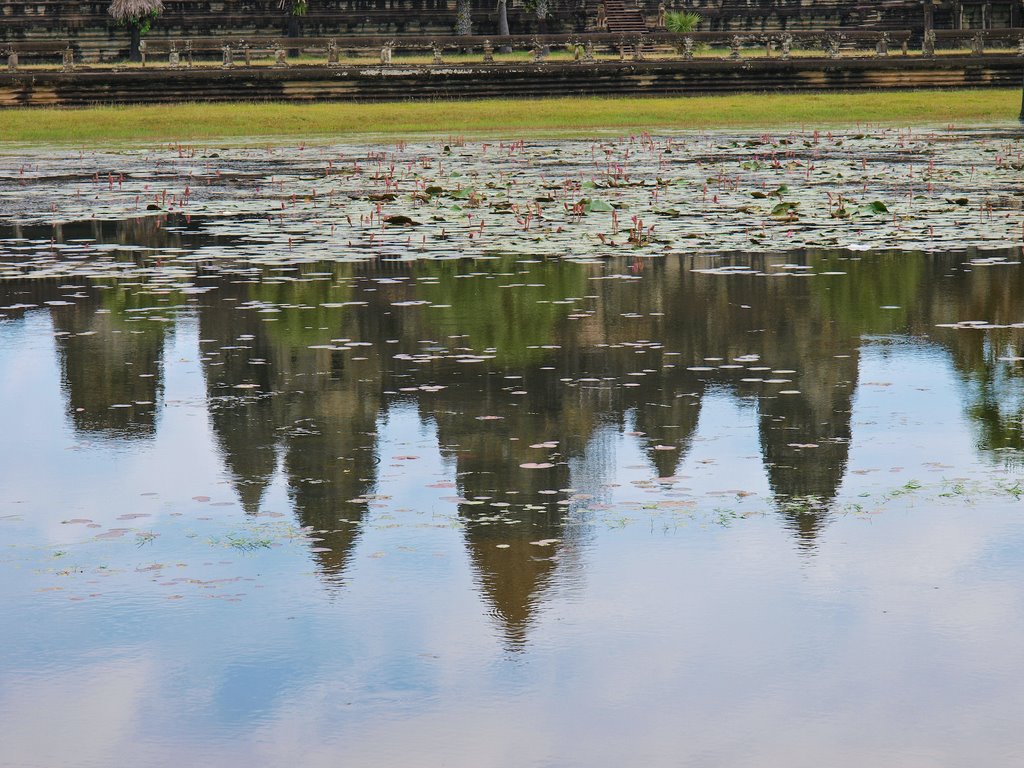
[532,37,545,63]
[729,35,741,61]
[826,33,840,59]
[632,35,645,61]
[922,29,936,57]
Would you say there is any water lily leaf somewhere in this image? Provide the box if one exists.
[770,201,800,217]
[383,215,422,226]
[858,201,889,215]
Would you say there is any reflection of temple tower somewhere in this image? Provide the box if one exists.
[735,254,860,543]
[919,249,1024,458]
[50,286,167,439]
[199,266,386,580]
[199,289,281,516]
[282,379,383,578]
[580,253,863,544]
[756,350,859,543]
[425,363,581,647]
[1,217,195,440]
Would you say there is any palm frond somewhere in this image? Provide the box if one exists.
[108,0,163,22]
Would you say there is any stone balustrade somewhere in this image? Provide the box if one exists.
[6,28,1024,71]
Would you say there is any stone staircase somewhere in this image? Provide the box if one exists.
[602,0,648,33]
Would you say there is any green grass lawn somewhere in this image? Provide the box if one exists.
[0,89,1019,144]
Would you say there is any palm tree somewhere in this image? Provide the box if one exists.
[665,10,702,33]
[279,0,307,38]
[535,0,549,35]
[108,0,163,63]
[496,0,511,52]
[496,0,510,36]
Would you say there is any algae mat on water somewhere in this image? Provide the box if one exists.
[0,89,1020,144]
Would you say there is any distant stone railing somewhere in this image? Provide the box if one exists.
[5,29,1024,71]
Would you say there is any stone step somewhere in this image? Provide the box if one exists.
[602,0,648,34]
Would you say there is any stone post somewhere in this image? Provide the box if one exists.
[327,39,339,66]
[139,39,147,66]
[632,36,645,61]
[729,35,742,61]
[169,42,180,69]
[274,47,288,67]
[532,37,545,63]
[483,39,494,62]
[970,31,984,56]
[243,42,252,67]
[826,33,841,59]
[922,29,936,57]
[780,33,792,60]
[431,42,443,65]
[1018,35,1024,56]
[186,40,194,68]
[682,36,694,60]
[222,43,233,68]
[6,50,17,72]
[61,46,74,72]
[876,32,889,57]
[584,40,595,62]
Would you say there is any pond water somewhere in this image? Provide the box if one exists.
[2,129,1024,767]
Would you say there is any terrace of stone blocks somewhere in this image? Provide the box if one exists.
[2,0,1022,63]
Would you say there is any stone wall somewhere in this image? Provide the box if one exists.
[2,55,1021,106]
[2,0,1021,62]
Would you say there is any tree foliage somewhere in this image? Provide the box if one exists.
[665,10,701,33]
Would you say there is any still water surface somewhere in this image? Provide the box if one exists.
[3,133,1024,767]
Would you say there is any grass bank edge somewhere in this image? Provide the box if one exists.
[0,89,1019,146]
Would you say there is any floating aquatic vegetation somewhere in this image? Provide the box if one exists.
[2,128,1022,284]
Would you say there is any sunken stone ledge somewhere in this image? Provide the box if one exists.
[1,57,1022,107]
